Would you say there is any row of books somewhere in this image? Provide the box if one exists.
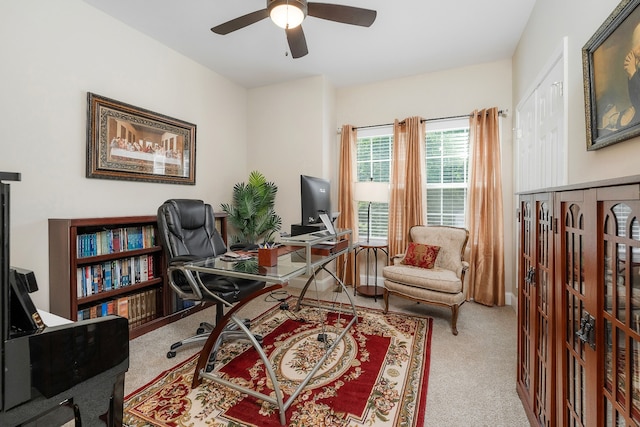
[77,288,158,330]
[77,225,157,258]
[76,254,155,298]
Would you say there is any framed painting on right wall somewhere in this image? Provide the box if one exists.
[583,0,640,150]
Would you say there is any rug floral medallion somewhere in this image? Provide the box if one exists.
[124,298,432,427]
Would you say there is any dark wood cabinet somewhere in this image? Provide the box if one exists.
[517,177,640,426]
[48,213,228,339]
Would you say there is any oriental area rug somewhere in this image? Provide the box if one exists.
[124,297,432,427]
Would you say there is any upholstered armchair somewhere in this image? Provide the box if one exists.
[382,225,469,335]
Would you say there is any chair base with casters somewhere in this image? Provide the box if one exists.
[382,225,469,335]
[164,268,265,365]
[166,314,257,359]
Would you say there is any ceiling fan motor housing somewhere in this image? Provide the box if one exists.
[268,0,308,18]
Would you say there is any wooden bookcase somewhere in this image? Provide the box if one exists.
[49,213,228,339]
[517,175,640,426]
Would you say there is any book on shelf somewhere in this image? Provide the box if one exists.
[147,254,154,279]
[76,254,158,298]
[77,288,159,329]
[117,297,128,318]
[140,254,148,282]
[76,225,156,258]
[103,262,112,291]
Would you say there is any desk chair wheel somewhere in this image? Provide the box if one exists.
[196,321,214,335]
[167,350,176,358]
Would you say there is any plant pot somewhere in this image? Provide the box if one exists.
[258,248,278,267]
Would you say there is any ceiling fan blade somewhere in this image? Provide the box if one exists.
[307,3,377,27]
[286,26,308,59]
[211,9,269,35]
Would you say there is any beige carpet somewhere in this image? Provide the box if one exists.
[126,286,529,427]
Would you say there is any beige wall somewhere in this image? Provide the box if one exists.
[0,1,250,309]
[513,0,640,184]
[7,0,619,312]
[335,61,517,302]
[511,0,640,308]
[247,76,337,230]
[245,62,517,301]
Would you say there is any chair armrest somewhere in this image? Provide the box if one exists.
[166,256,206,301]
[168,255,200,265]
[460,260,470,298]
[390,254,405,265]
[167,256,241,306]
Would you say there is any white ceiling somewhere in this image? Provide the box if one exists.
[83,0,536,89]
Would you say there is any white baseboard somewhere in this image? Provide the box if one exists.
[507,292,517,311]
[289,272,382,294]
[288,274,335,292]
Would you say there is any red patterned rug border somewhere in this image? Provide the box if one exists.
[125,296,433,426]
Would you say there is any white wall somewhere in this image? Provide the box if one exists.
[514,0,640,184]
[335,60,517,301]
[0,1,250,309]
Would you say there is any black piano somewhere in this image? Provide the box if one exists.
[0,172,129,427]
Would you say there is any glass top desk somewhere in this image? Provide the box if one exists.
[182,229,357,426]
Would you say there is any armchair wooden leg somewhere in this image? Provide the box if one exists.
[383,288,389,314]
[451,305,459,336]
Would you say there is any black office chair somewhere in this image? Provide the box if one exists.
[157,199,265,360]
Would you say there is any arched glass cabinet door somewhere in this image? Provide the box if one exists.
[559,194,591,427]
[517,192,554,426]
[601,200,640,427]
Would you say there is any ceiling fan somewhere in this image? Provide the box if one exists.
[211,0,377,59]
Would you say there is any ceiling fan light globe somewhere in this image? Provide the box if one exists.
[270,4,305,29]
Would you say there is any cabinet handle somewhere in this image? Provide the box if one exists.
[576,311,596,349]
[525,267,535,285]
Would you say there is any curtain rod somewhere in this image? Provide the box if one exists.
[352,109,507,131]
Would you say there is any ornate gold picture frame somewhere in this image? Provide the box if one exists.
[87,93,196,184]
[583,0,640,150]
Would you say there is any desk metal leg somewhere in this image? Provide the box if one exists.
[192,284,283,388]
[193,262,359,426]
[295,256,358,318]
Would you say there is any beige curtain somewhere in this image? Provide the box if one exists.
[336,124,357,286]
[388,117,426,257]
[467,107,505,306]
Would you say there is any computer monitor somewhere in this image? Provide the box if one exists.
[300,175,332,226]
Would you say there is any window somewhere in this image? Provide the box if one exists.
[356,127,392,240]
[355,119,469,238]
[425,118,469,227]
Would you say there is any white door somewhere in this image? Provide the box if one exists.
[516,89,537,192]
[538,59,565,189]
[516,43,567,192]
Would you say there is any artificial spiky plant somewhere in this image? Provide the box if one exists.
[221,171,282,248]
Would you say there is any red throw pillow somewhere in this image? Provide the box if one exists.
[401,242,440,269]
